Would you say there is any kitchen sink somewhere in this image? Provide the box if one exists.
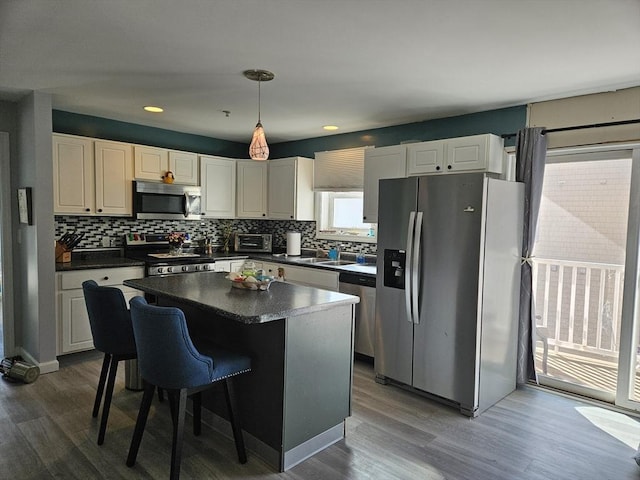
[296,257,332,263]
[294,258,356,266]
[315,260,356,266]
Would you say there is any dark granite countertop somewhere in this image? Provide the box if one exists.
[55,249,145,271]
[123,272,359,324]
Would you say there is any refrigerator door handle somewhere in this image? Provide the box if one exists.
[412,212,423,324]
[404,211,416,323]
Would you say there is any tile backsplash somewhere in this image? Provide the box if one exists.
[54,216,378,254]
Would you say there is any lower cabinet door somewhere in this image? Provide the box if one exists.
[60,289,94,353]
[59,286,141,354]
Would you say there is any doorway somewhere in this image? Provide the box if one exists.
[532,145,640,410]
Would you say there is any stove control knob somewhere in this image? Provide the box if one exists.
[167,267,173,273]
[194,265,201,271]
[156,268,163,274]
[202,264,210,271]
[182,266,189,272]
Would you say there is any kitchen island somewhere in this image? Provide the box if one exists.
[123,272,359,471]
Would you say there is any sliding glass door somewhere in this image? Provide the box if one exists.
[532,144,640,411]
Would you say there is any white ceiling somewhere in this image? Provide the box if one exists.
[1,0,639,144]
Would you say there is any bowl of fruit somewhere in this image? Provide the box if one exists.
[226,271,276,291]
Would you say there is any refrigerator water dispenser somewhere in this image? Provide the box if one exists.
[383,249,406,289]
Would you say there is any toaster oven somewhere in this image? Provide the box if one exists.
[234,233,273,253]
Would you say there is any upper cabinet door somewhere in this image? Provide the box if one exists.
[94,140,133,216]
[53,134,95,215]
[200,155,236,218]
[407,140,446,176]
[236,160,268,218]
[134,145,169,182]
[363,145,407,223]
[268,157,314,221]
[446,134,504,174]
[169,150,199,185]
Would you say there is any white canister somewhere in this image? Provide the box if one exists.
[286,232,301,256]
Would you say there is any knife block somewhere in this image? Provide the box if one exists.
[55,241,72,263]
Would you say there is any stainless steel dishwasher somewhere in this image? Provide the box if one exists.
[339,272,376,358]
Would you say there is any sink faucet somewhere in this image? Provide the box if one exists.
[335,242,342,261]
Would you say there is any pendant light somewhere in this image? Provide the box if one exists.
[244,69,274,161]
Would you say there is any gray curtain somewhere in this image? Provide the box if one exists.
[515,127,547,385]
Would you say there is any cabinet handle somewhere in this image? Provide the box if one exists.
[85,208,91,212]
[435,166,441,171]
[290,215,294,219]
[447,165,452,170]
[103,276,109,280]
[97,208,103,212]
[262,213,266,217]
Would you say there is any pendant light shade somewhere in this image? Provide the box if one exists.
[249,122,269,161]
[244,69,274,161]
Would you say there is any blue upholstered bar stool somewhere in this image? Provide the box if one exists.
[127,297,251,480]
[82,280,138,445]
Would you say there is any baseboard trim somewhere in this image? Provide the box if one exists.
[18,348,59,374]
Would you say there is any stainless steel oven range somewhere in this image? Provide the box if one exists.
[124,233,218,276]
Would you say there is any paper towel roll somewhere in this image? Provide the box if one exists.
[286,232,301,256]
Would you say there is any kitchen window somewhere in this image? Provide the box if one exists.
[315,191,376,243]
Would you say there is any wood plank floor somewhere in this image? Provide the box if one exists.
[1,351,640,479]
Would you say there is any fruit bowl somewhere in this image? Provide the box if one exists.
[226,272,276,291]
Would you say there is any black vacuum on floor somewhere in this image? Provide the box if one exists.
[0,356,40,383]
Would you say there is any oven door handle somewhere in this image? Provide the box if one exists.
[183,193,191,218]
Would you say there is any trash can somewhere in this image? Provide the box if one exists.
[125,359,144,391]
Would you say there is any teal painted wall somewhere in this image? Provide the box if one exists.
[52,110,248,158]
[53,105,527,160]
[270,106,526,159]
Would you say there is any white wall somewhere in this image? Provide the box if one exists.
[15,92,58,372]
[0,101,18,357]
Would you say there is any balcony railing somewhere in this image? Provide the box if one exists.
[532,258,624,359]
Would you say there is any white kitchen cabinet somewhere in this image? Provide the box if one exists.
[200,155,236,218]
[213,261,231,272]
[94,140,134,216]
[363,145,407,223]
[214,260,260,273]
[169,150,199,184]
[268,157,314,220]
[134,145,169,182]
[56,266,144,354]
[406,140,446,175]
[53,134,133,216]
[236,160,268,218]
[445,134,504,173]
[53,134,94,214]
[134,146,198,184]
[262,262,339,291]
[407,134,504,176]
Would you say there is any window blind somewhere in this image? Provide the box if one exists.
[313,146,372,191]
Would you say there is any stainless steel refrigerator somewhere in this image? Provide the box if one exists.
[374,173,524,416]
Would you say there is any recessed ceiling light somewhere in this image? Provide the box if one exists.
[144,106,164,113]
[323,125,339,131]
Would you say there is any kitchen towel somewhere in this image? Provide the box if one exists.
[286,232,301,256]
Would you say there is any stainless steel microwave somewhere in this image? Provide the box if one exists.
[133,181,202,220]
[234,233,273,253]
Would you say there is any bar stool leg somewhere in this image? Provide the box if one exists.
[93,354,110,418]
[224,379,247,464]
[97,355,119,445]
[170,389,188,480]
[192,391,202,436]
[127,381,156,467]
